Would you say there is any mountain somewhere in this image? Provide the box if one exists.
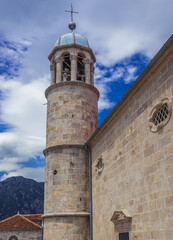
[0,176,44,221]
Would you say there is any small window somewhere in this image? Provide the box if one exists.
[9,236,18,240]
[119,232,129,240]
[149,97,172,132]
[153,103,168,126]
[62,54,71,81]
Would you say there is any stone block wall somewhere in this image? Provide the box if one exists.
[90,45,173,239]
[46,82,99,147]
[0,230,42,240]
[43,216,89,240]
[44,147,89,214]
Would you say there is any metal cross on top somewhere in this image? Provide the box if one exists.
[65,4,78,23]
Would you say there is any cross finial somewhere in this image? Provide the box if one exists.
[65,4,78,31]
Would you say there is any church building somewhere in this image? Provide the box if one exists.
[43,5,173,240]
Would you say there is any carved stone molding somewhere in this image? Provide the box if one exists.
[70,54,78,61]
[54,56,64,63]
[95,155,104,174]
[149,97,172,132]
[42,212,90,218]
[83,58,91,64]
[111,209,132,224]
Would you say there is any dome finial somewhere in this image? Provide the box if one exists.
[65,4,78,32]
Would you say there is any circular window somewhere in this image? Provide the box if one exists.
[9,236,18,240]
[149,97,172,132]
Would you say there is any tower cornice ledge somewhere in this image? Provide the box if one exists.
[45,81,100,99]
[48,44,96,62]
[43,144,85,156]
[42,212,90,218]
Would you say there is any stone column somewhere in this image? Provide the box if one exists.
[70,54,77,81]
[55,56,63,83]
[83,58,91,84]
[91,64,95,86]
[50,63,56,85]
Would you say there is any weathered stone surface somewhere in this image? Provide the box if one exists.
[90,44,173,240]
[46,83,98,147]
[0,230,42,240]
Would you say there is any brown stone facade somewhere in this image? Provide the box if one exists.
[0,230,42,240]
[44,147,89,214]
[89,43,173,239]
[43,81,99,240]
[45,82,99,147]
[44,216,89,240]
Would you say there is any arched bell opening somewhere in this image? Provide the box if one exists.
[62,54,71,81]
[77,54,85,82]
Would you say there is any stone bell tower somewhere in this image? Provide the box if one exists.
[43,6,99,240]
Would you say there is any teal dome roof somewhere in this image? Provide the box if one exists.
[55,33,89,48]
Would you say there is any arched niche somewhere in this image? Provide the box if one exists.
[77,54,85,82]
[62,52,71,82]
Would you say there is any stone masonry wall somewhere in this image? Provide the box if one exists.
[44,147,89,214]
[90,46,173,239]
[44,82,98,240]
[44,216,89,240]
[46,82,98,147]
[0,229,42,240]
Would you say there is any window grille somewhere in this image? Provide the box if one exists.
[153,103,168,126]
[149,97,172,132]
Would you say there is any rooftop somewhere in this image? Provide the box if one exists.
[54,32,89,48]
[0,214,43,230]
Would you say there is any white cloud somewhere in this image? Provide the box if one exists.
[124,66,137,84]
[0,0,172,180]
[0,75,49,180]
[1,167,44,182]
[0,75,49,137]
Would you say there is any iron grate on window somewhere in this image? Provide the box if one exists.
[153,103,168,126]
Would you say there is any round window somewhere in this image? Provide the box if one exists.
[149,97,172,132]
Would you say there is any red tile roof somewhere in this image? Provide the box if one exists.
[23,214,43,222]
[0,214,43,230]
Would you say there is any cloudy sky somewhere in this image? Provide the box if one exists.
[0,0,172,182]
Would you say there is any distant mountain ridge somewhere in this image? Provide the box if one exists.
[0,176,44,221]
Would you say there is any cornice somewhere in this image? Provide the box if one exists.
[42,212,90,218]
[45,81,100,99]
[48,44,96,62]
[43,144,85,156]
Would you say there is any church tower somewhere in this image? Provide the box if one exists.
[43,5,99,240]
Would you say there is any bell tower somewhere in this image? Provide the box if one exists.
[43,6,99,240]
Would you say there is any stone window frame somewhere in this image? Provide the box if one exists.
[9,236,18,240]
[149,97,172,132]
[95,155,104,174]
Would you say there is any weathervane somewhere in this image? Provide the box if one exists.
[65,4,78,31]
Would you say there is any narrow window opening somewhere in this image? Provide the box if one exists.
[119,232,129,240]
[77,54,85,82]
[62,54,71,81]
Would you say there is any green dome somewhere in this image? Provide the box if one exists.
[55,33,89,48]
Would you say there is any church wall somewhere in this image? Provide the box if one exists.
[0,229,42,240]
[90,46,173,240]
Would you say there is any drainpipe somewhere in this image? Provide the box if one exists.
[85,144,93,240]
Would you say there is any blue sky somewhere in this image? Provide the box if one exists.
[0,0,172,182]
